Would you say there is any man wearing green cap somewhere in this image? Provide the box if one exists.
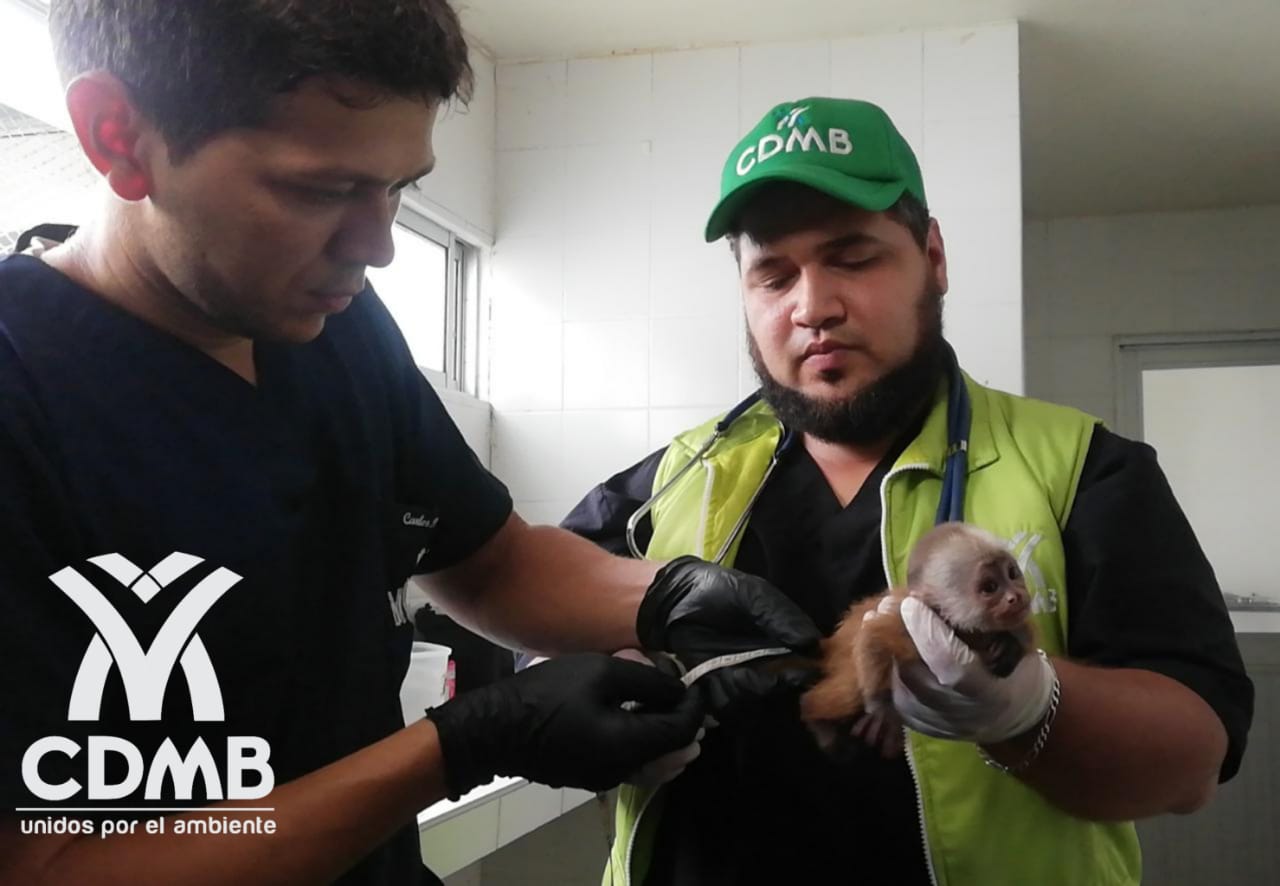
[563,97,1252,885]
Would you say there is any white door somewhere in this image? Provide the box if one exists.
[1117,333,1280,633]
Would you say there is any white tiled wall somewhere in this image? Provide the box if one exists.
[1023,205,1280,427]
[408,48,497,468]
[490,24,1024,522]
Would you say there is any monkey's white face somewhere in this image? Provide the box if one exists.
[972,554,1029,631]
[919,552,1030,633]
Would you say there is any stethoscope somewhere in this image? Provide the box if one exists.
[625,343,971,561]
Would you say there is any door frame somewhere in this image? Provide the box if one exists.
[1115,330,1280,440]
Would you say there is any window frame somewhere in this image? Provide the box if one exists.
[388,206,478,394]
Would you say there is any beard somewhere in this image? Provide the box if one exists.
[748,287,946,447]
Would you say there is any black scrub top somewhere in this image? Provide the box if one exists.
[563,414,1254,885]
[0,252,513,885]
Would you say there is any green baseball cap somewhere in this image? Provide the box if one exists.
[704,97,927,242]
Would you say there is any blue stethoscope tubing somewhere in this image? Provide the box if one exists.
[624,343,971,560]
[935,342,970,526]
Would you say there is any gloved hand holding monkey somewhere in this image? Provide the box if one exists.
[799,522,1056,757]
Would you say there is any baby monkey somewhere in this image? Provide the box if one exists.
[798,522,1035,756]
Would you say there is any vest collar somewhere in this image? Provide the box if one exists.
[895,370,999,475]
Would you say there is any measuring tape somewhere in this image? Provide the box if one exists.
[676,647,793,687]
[619,647,795,712]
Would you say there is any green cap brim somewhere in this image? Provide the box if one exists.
[704,166,909,242]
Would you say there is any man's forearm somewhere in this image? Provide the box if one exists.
[982,659,1227,821]
[1,720,448,886]
[424,513,661,655]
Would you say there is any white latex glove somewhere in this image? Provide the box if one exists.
[891,597,1055,744]
[613,649,707,787]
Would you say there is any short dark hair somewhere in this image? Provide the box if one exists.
[726,181,931,260]
[49,0,473,160]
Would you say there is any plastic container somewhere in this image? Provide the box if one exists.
[399,641,452,725]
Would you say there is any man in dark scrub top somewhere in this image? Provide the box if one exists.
[565,97,1254,885]
[0,3,822,884]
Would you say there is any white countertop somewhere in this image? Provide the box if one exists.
[416,778,599,877]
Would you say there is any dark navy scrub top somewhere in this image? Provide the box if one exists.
[0,252,512,885]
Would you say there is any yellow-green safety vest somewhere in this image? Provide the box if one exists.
[604,373,1141,886]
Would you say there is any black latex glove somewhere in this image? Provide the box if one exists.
[638,556,822,719]
[425,653,703,798]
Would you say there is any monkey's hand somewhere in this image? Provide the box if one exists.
[851,699,906,758]
[891,597,1055,744]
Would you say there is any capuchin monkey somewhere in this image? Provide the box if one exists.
[798,523,1035,757]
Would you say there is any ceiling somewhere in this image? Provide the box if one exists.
[459,0,1280,219]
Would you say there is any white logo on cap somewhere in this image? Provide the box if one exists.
[737,105,852,177]
[776,106,810,130]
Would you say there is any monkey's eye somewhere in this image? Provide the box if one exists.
[1008,564,1020,581]
[979,580,999,595]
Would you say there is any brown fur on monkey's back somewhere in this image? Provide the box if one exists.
[798,588,920,725]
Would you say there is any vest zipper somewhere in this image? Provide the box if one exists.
[879,462,941,886]
[903,732,940,886]
[622,788,658,886]
[622,456,716,884]
[697,459,716,560]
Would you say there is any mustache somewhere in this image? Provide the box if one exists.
[800,338,866,359]
[747,288,946,447]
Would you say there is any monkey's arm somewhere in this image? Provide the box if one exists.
[796,593,919,756]
[797,595,885,725]
[982,631,1030,678]
[981,659,1227,820]
[852,600,920,701]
